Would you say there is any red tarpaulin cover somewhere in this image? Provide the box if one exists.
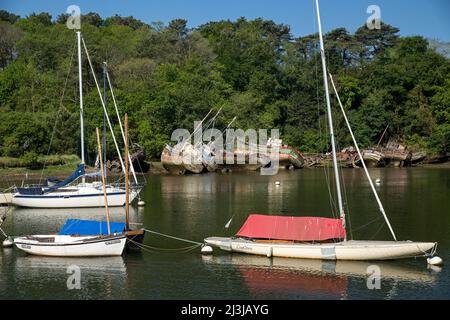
[236,214,346,242]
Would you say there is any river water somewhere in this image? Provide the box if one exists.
[0,168,449,299]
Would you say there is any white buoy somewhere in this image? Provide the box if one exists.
[2,236,13,248]
[275,181,281,186]
[375,178,381,184]
[138,200,145,206]
[427,256,443,266]
[201,245,213,255]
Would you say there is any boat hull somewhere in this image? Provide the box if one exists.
[14,234,127,257]
[11,188,140,208]
[204,237,436,261]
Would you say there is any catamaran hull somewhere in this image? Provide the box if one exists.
[14,235,127,257]
[204,237,436,261]
[11,191,139,208]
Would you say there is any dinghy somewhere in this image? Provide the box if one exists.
[13,220,127,257]
[204,0,440,262]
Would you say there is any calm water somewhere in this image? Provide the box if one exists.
[0,168,449,299]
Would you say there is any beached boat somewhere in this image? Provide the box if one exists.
[204,0,439,262]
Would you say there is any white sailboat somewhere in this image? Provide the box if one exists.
[13,128,127,257]
[204,0,440,262]
[11,31,142,208]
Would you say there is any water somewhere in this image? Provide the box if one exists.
[1,168,449,299]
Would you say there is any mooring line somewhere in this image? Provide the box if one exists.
[142,228,203,245]
[127,237,202,254]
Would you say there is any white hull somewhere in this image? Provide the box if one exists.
[204,237,436,261]
[14,234,126,257]
[0,192,14,205]
[11,184,140,208]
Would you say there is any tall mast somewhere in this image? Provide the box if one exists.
[77,31,85,183]
[124,113,130,231]
[315,0,346,232]
[102,62,107,179]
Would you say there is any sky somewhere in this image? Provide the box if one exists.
[1,0,449,41]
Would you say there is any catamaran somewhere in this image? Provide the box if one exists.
[11,31,142,208]
[204,0,440,262]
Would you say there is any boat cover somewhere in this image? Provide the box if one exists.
[16,164,85,195]
[236,214,346,241]
[45,163,85,192]
[58,219,126,236]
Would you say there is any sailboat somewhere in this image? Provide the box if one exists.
[204,0,440,262]
[13,115,144,256]
[13,127,127,257]
[11,31,142,208]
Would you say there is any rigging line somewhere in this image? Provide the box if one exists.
[350,216,383,232]
[312,0,336,218]
[328,72,397,241]
[81,36,127,177]
[104,66,140,185]
[370,220,386,240]
[38,41,77,184]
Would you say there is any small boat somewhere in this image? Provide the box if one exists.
[204,0,440,262]
[161,144,186,175]
[205,215,436,260]
[353,149,385,167]
[13,220,127,257]
[14,115,144,256]
[275,145,305,169]
[181,143,205,174]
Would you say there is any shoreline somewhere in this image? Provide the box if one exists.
[1,160,449,180]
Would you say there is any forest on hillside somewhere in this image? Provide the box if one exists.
[0,10,449,165]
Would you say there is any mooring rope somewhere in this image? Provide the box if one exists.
[127,237,202,254]
[142,228,203,245]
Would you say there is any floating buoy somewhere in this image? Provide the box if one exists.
[275,181,281,186]
[138,200,145,206]
[375,178,381,184]
[427,256,443,266]
[201,245,213,255]
[2,236,13,248]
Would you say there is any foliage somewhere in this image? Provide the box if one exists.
[0,10,448,165]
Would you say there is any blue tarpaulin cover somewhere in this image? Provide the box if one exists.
[58,219,126,236]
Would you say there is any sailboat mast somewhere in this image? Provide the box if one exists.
[125,113,130,231]
[102,62,107,179]
[77,31,85,183]
[315,0,346,230]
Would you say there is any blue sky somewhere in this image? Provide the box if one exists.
[1,0,449,41]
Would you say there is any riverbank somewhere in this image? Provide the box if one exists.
[1,160,449,181]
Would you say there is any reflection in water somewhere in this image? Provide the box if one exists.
[1,168,449,299]
[9,255,128,299]
[202,254,437,299]
[2,206,143,236]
